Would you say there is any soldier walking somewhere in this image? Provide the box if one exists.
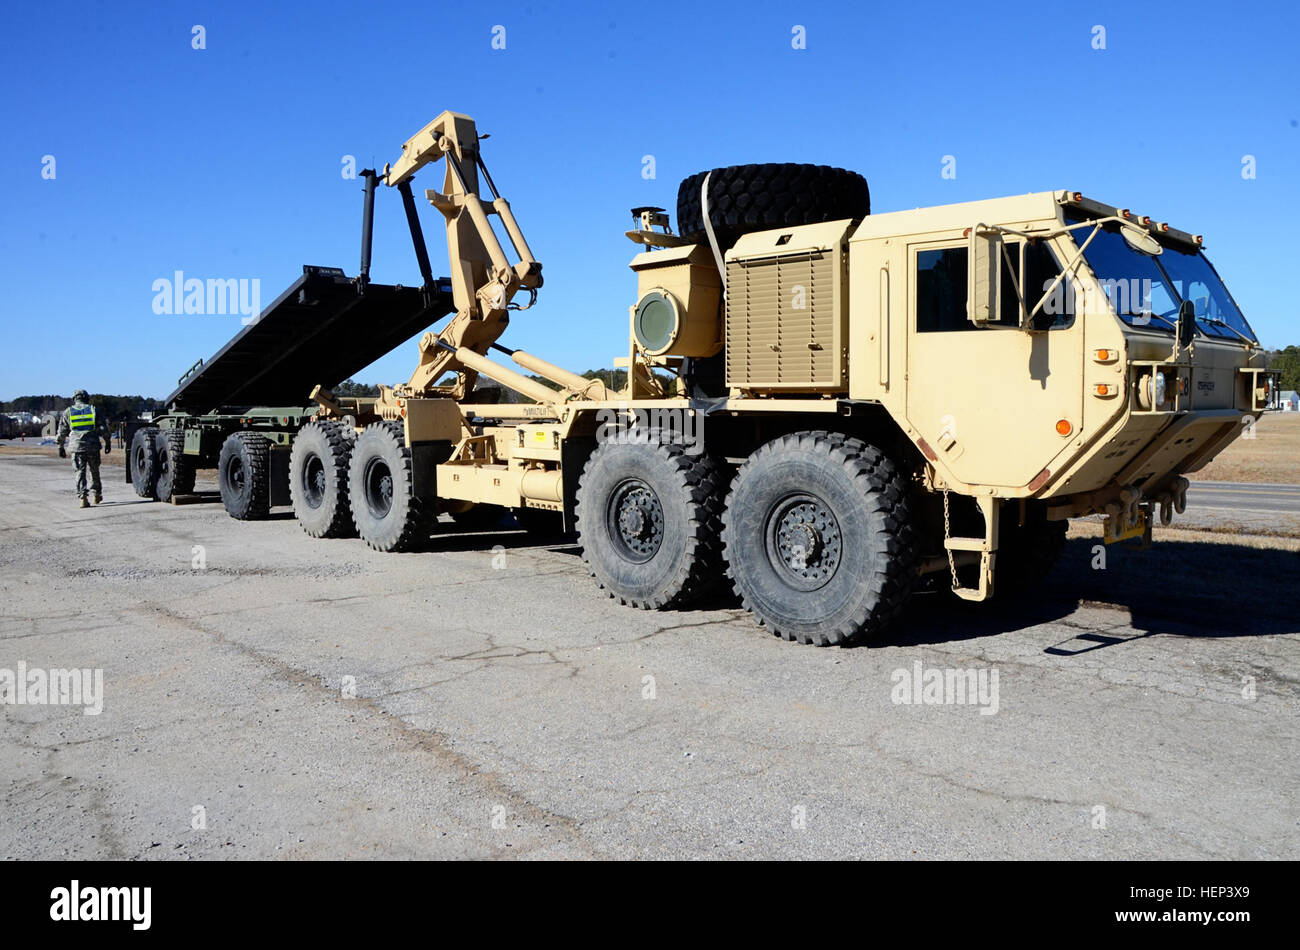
[56,389,112,508]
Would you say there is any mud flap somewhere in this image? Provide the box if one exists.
[269,444,292,507]
[410,440,454,500]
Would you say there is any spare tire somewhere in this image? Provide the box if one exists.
[676,163,870,252]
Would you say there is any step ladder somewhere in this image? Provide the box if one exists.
[943,493,999,602]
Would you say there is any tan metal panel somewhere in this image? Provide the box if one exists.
[725,222,849,391]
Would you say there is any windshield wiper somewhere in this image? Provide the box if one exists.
[1197,316,1255,344]
[1129,312,1177,330]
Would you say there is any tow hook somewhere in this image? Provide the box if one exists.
[1171,476,1189,514]
[1103,484,1152,545]
[1120,484,1141,525]
[1157,494,1174,526]
[1150,477,1192,526]
[1156,477,1191,526]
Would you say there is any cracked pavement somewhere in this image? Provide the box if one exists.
[1,453,1297,859]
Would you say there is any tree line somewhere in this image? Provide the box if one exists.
[1,394,165,421]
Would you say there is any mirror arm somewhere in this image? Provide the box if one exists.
[1026,223,1103,322]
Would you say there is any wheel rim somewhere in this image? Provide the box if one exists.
[133,444,146,476]
[607,478,664,563]
[158,447,171,480]
[301,453,325,509]
[763,492,842,591]
[364,457,394,519]
[228,456,245,495]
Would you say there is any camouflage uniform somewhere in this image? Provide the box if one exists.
[56,396,112,503]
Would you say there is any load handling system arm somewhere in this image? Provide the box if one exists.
[331,112,543,414]
[313,110,612,425]
[385,111,544,404]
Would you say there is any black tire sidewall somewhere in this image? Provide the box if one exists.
[578,441,694,605]
[348,424,418,551]
[154,430,188,502]
[290,423,348,537]
[727,441,885,637]
[218,433,265,519]
[130,427,158,498]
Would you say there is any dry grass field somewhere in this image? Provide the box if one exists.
[1194,412,1300,484]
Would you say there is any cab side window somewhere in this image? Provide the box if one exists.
[916,240,1071,332]
[916,247,977,332]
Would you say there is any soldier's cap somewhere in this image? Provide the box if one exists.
[73,389,90,402]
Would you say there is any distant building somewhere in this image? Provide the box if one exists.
[1278,390,1299,412]
[3,412,44,437]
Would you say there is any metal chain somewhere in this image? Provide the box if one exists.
[943,489,958,591]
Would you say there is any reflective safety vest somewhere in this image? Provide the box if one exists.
[68,407,96,430]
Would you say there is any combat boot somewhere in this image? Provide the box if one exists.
[93,493,103,505]
[79,497,90,509]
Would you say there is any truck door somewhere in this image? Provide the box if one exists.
[903,237,1084,490]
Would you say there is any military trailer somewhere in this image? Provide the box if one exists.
[136,111,1278,645]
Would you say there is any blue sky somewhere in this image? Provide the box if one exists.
[2,0,1296,400]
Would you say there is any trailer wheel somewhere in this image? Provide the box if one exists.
[154,429,195,502]
[290,421,354,538]
[130,426,160,499]
[676,163,870,252]
[723,432,918,646]
[218,432,271,520]
[576,439,724,609]
[348,421,429,552]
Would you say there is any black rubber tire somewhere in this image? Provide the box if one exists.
[512,506,572,540]
[992,505,1069,599]
[576,439,724,609]
[448,503,511,531]
[723,431,919,646]
[154,429,195,502]
[348,421,429,552]
[289,421,354,538]
[130,426,160,499]
[676,163,870,252]
[218,432,271,520]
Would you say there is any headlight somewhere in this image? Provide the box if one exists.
[1138,370,1169,411]
[1153,370,1168,408]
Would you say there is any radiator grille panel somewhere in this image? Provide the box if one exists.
[725,252,841,389]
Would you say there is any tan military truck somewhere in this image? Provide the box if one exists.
[166,111,1278,646]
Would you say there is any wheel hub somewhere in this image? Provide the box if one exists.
[302,453,325,509]
[767,496,842,590]
[608,480,664,562]
[364,457,394,519]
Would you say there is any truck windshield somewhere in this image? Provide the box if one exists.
[1064,210,1257,343]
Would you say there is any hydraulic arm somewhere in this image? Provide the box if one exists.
[382,111,543,402]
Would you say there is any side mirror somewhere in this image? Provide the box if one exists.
[1176,298,1197,349]
[968,228,1002,326]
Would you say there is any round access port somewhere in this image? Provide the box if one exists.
[633,290,681,355]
